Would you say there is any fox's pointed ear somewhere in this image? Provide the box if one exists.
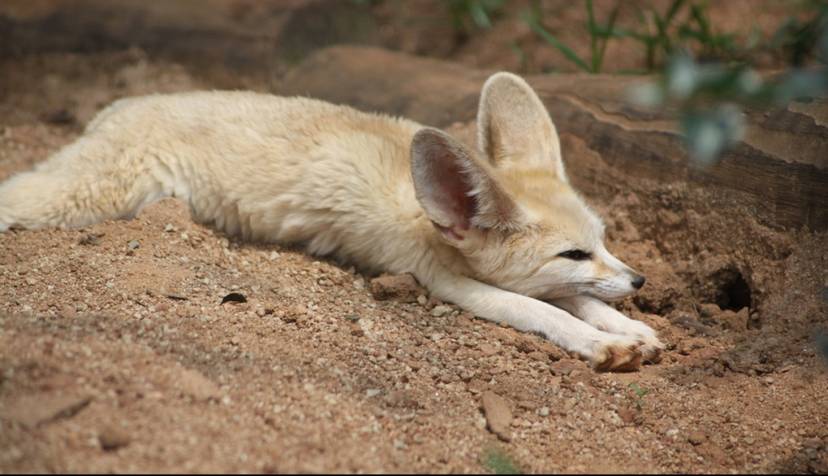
[411,128,523,239]
[477,72,567,181]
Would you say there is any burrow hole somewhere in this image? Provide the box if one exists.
[715,269,753,311]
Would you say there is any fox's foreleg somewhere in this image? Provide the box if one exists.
[552,295,664,363]
[424,268,645,371]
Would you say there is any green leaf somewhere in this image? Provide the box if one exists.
[482,448,522,475]
[628,382,650,398]
[681,105,745,165]
[470,3,492,29]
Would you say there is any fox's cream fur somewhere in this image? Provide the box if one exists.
[0,72,663,371]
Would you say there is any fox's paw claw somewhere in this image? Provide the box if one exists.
[638,337,665,364]
[592,341,642,372]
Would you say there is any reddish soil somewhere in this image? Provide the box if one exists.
[1,1,827,474]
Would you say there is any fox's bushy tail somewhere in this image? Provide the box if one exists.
[0,135,174,232]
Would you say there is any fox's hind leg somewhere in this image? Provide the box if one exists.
[553,295,665,364]
[0,134,175,231]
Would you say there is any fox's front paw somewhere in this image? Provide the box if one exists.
[619,320,664,364]
[637,337,665,364]
[591,338,643,372]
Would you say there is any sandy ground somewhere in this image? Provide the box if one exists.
[0,44,827,474]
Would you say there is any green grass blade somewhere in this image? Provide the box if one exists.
[524,11,592,72]
[595,3,621,73]
[664,0,687,24]
[586,0,599,72]
[690,3,712,42]
[653,10,672,53]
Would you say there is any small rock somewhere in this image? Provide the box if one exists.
[480,391,513,442]
[478,343,498,357]
[688,430,707,446]
[79,233,104,246]
[431,305,451,317]
[98,425,131,451]
[269,251,281,260]
[425,296,443,309]
[60,304,77,319]
[164,291,188,301]
[220,292,247,305]
[717,307,750,331]
[385,390,419,409]
[417,295,428,306]
[549,359,586,376]
[535,340,567,361]
[283,305,307,323]
[350,323,364,337]
[0,394,92,428]
[369,274,425,303]
[517,401,535,411]
[677,337,705,356]
[698,303,721,319]
[466,378,487,394]
[366,388,381,398]
[127,240,140,251]
[177,368,221,401]
[697,443,730,466]
[657,209,683,227]
[455,313,474,327]
[439,373,455,384]
[163,223,175,232]
[516,338,537,353]
[617,407,637,425]
[669,310,718,337]
[41,108,76,125]
[538,406,550,417]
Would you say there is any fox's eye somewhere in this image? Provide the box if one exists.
[558,249,592,261]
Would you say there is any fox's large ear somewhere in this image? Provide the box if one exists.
[411,128,522,238]
[477,72,566,181]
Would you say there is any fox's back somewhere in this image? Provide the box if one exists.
[90,91,423,193]
[2,91,432,271]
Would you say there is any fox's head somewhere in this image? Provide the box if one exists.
[411,72,645,302]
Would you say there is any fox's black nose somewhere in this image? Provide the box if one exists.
[631,275,646,289]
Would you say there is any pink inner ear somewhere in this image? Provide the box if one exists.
[434,150,476,231]
[432,221,465,241]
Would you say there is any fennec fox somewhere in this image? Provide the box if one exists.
[0,72,664,371]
